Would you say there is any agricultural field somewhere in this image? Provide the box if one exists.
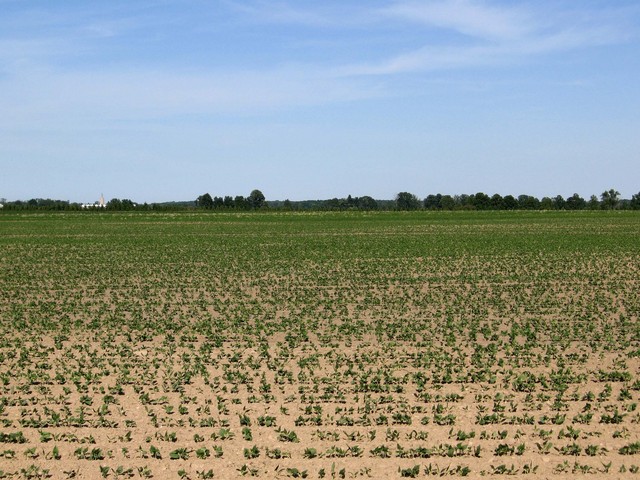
[0,210,639,479]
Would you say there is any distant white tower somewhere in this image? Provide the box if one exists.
[99,193,105,207]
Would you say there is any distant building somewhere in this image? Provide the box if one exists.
[81,194,107,209]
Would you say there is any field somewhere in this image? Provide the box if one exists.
[0,210,639,479]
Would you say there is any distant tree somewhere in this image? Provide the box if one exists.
[540,197,554,210]
[472,192,491,210]
[105,198,135,210]
[234,195,249,210]
[424,194,442,210]
[248,189,266,209]
[503,195,518,210]
[518,195,540,210]
[440,195,455,210]
[566,193,586,210]
[601,189,620,210]
[490,193,504,210]
[552,195,566,210]
[223,196,234,208]
[346,195,355,208]
[107,198,122,210]
[121,199,135,210]
[196,193,214,209]
[456,194,473,209]
[324,198,340,210]
[283,199,293,211]
[357,196,378,210]
[396,192,421,210]
[630,192,640,210]
[213,196,224,208]
[587,195,600,210]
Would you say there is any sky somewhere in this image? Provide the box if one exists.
[1,0,639,203]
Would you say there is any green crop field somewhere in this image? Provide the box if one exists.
[0,211,639,478]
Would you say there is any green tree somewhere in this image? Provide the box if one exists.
[396,192,421,210]
[600,189,620,209]
[107,198,122,210]
[357,196,378,210]
[346,194,355,208]
[630,192,640,210]
[490,193,504,210]
[540,197,554,210]
[518,195,540,210]
[440,195,455,210]
[196,193,214,209]
[248,189,266,209]
[472,192,491,210]
[503,195,518,210]
[234,195,248,210]
[424,194,442,210]
[587,195,600,210]
[566,193,586,210]
[456,194,473,209]
[552,195,566,210]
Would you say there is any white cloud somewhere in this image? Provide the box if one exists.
[223,0,373,28]
[338,25,627,76]
[0,38,72,64]
[339,1,635,76]
[0,0,636,125]
[381,0,534,40]
[0,64,386,130]
[218,1,636,78]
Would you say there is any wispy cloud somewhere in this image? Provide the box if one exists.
[222,0,374,28]
[0,0,636,123]
[218,1,637,78]
[338,0,636,76]
[380,0,534,40]
[338,26,629,76]
[0,65,385,130]
[0,5,153,69]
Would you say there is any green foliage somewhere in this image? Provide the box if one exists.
[395,192,421,210]
[169,448,190,460]
[243,445,260,459]
[276,427,299,443]
[620,442,640,455]
[398,465,420,477]
[0,432,27,444]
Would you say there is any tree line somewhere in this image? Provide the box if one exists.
[394,189,638,211]
[275,189,639,211]
[2,188,639,212]
[195,190,266,210]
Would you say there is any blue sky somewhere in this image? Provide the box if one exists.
[1,0,639,203]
